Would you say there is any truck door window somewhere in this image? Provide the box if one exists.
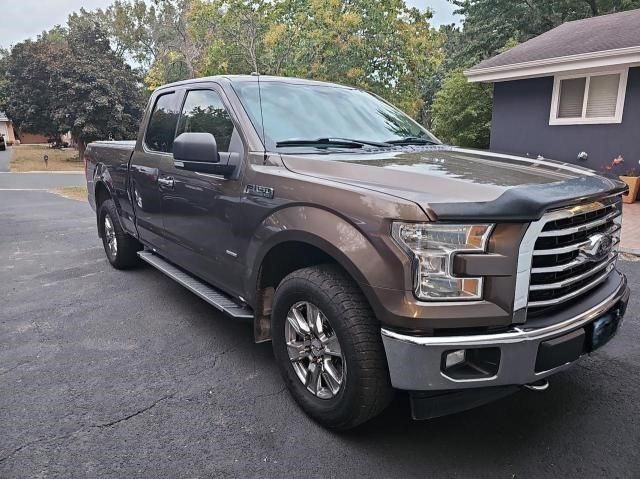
[177,90,235,152]
[145,92,179,153]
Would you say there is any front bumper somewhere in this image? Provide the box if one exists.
[381,273,629,391]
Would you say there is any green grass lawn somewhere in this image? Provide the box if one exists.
[10,145,83,172]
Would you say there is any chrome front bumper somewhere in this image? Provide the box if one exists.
[381,274,629,391]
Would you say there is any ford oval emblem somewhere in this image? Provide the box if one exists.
[579,233,613,262]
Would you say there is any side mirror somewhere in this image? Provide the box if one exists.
[173,132,237,178]
[173,132,220,163]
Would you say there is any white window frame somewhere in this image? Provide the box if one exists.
[549,67,628,125]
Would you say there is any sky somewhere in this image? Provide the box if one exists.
[0,0,460,49]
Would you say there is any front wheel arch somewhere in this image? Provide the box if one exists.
[251,235,380,343]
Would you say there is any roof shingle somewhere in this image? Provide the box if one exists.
[469,8,640,71]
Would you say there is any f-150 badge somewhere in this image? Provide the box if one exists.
[245,184,274,199]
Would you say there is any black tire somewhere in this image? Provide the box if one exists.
[272,264,394,430]
[98,198,141,269]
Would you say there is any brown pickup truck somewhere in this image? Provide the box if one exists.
[86,75,629,429]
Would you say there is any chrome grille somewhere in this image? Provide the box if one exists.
[526,196,622,312]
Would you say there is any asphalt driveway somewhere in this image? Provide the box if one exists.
[1,190,639,478]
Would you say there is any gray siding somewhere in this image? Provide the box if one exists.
[490,67,640,172]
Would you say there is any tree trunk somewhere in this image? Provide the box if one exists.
[585,0,599,16]
[77,139,87,162]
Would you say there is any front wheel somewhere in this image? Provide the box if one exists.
[98,199,141,269]
[272,265,393,430]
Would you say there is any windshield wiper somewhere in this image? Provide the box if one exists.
[276,137,391,149]
[384,136,438,146]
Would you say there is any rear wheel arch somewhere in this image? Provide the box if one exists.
[95,181,111,208]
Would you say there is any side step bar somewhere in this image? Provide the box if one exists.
[138,251,254,320]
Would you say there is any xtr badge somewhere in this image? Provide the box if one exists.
[245,184,275,199]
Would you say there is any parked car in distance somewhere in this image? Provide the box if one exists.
[85,75,630,429]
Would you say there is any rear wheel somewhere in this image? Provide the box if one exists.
[272,265,393,429]
[98,199,141,269]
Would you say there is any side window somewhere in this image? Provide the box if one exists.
[145,93,179,153]
[177,90,235,152]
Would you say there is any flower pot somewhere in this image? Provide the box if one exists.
[620,175,640,204]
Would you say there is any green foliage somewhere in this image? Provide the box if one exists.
[6,0,639,153]
[452,0,640,65]
[54,12,144,151]
[94,0,158,64]
[431,69,492,148]
[0,48,9,112]
[188,0,443,117]
[4,30,67,137]
[4,14,143,151]
[96,0,197,90]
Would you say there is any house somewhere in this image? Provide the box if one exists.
[0,112,16,145]
[18,132,50,144]
[0,112,62,145]
[465,9,640,174]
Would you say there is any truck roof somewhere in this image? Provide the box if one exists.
[157,74,356,92]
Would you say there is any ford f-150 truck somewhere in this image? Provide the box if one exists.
[86,75,630,429]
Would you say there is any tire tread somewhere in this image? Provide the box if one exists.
[98,199,141,270]
[273,264,393,429]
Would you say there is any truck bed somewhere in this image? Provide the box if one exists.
[86,141,136,213]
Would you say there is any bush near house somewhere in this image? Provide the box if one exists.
[431,69,493,148]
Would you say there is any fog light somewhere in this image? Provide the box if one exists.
[445,349,466,369]
[441,347,501,381]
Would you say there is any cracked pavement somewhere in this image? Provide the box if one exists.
[1,190,639,478]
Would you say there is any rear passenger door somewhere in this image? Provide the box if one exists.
[159,86,247,295]
[130,90,182,250]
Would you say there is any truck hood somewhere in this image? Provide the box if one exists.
[280,146,626,221]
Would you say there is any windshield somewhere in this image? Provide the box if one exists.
[233,80,439,151]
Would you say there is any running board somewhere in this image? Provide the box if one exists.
[138,251,253,320]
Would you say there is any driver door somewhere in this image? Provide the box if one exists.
[159,86,246,295]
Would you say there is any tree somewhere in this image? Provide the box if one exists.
[4,30,68,138]
[417,23,466,127]
[189,0,275,76]
[431,69,492,148]
[188,0,443,118]
[451,0,640,64]
[51,13,144,157]
[96,0,198,90]
[297,0,443,117]
[4,15,143,156]
[0,48,9,112]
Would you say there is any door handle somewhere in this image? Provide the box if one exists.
[158,176,175,188]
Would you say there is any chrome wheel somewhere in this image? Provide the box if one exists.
[285,301,345,400]
[104,214,118,258]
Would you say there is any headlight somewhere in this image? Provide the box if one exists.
[392,223,494,301]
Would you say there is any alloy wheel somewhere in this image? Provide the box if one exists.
[104,214,118,258]
[284,301,345,400]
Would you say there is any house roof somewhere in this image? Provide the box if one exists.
[0,112,9,122]
[466,8,640,82]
